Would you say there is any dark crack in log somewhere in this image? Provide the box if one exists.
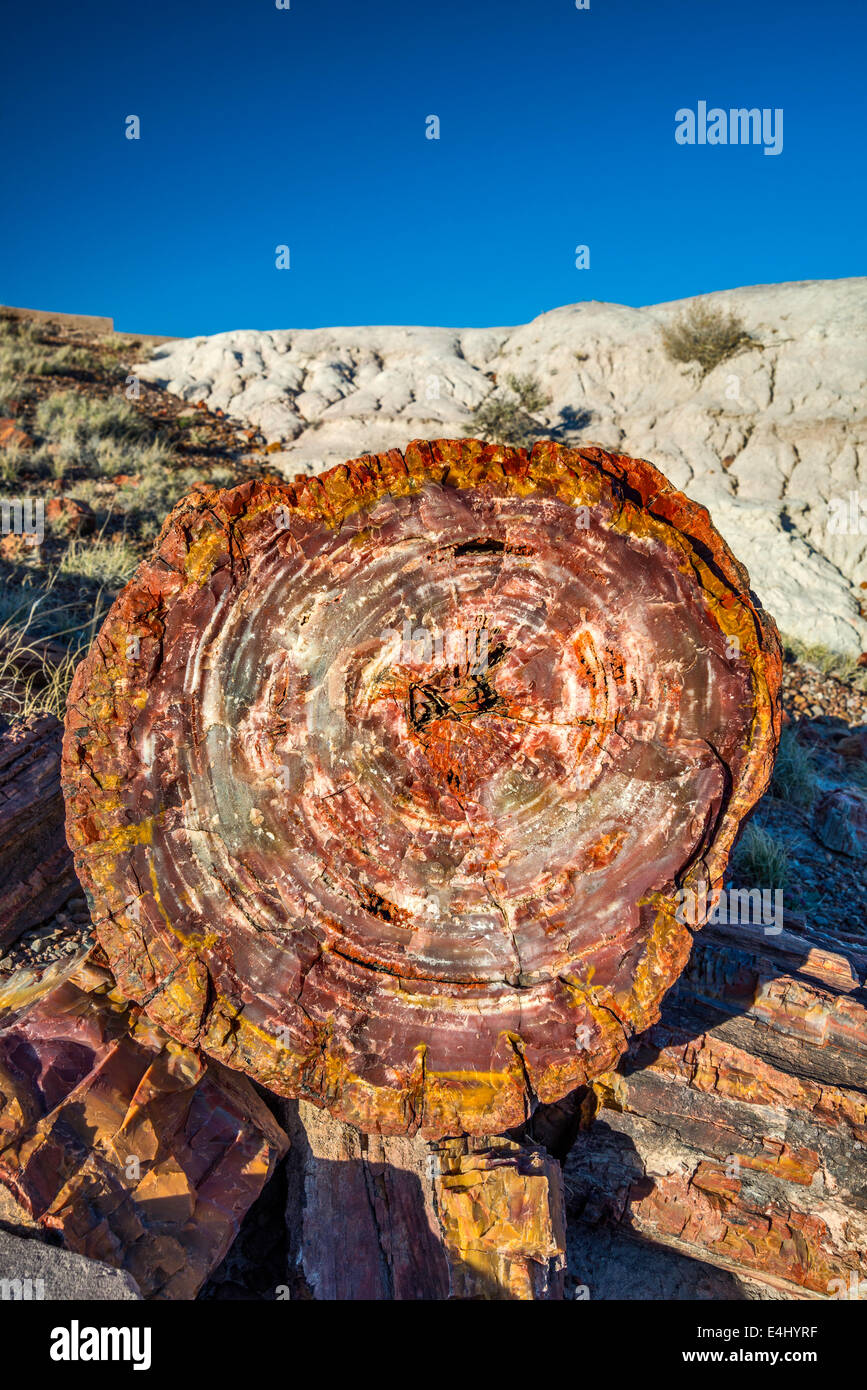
[62,440,781,1138]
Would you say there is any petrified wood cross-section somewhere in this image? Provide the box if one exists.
[62,440,781,1138]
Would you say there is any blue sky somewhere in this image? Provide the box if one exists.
[2,0,863,336]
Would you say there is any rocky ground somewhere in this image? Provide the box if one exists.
[744,660,867,938]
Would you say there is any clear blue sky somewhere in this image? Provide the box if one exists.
[2,0,863,336]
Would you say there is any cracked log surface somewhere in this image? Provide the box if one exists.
[0,716,77,949]
[62,439,781,1137]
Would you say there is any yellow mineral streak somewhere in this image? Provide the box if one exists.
[183,529,227,585]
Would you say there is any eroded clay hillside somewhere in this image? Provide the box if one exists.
[137,278,867,652]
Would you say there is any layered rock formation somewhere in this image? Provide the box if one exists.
[564,912,867,1299]
[135,279,867,652]
[280,1102,566,1299]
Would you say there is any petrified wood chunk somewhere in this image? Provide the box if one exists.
[281,1099,564,1299]
[564,911,867,1298]
[62,440,781,1137]
[435,1135,566,1298]
[0,715,77,949]
[281,1098,452,1300]
[0,955,288,1299]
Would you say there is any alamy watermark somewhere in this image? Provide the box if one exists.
[1,497,44,544]
[675,102,783,156]
[827,491,867,535]
[1,1275,45,1300]
[674,881,783,934]
[50,1323,152,1370]
[380,619,489,674]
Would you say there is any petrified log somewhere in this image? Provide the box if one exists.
[281,1099,565,1299]
[564,911,867,1298]
[0,954,288,1299]
[0,715,77,949]
[62,440,781,1138]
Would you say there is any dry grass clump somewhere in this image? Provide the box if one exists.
[33,391,173,480]
[730,821,790,890]
[782,632,867,694]
[0,593,103,722]
[770,726,819,809]
[58,536,140,589]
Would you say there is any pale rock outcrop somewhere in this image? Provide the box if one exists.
[136,279,867,651]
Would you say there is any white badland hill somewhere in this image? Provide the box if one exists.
[137,279,867,652]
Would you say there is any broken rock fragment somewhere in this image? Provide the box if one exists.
[0,1228,141,1301]
[563,911,867,1297]
[0,957,288,1299]
[281,1099,565,1299]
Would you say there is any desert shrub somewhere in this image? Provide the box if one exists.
[0,375,32,414]
[0,339,48,377]
[36,391,148,442]
[730,821,789,890]
[186,426,213,447]
[38,344,99,376]
[90,434,174,479]
[114,465,210,541]
[661,301,753,374]
[0,441,27,486]
[0,316,48,376]
[0,378,19,415]
[466,372,552,448]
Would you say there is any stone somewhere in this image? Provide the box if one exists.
[0,534,39,562]
[0,1229,141,1301]
[281,1100,565,1299]
[0,956,289,1299]
[282,1098,450,1299]
[62,439,780,1138]
[561,910,867,1298]
[435,1136,567,1299]
[836,728,867,762]
[813,788,867,856]
[565,1223,790,1301]
[45,496,95,537]
[0,419,33,451]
